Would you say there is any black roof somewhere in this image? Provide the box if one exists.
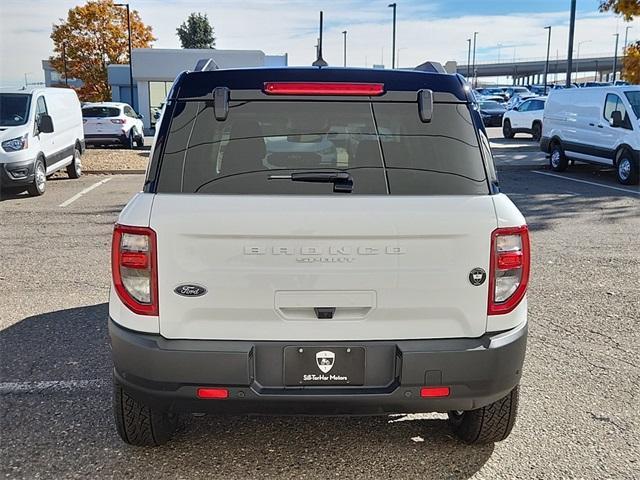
[170,67,469,101]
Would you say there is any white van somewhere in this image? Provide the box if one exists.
[541,86,640,185]
[0,87,84,196]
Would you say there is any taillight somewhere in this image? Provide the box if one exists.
[111,224,158,316]
[488,226,530,315]
[110,118,126,124]
[263,82,385,96]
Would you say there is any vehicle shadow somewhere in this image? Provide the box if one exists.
[497,166,639,232]
[0,304,494,479]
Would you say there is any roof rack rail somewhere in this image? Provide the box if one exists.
[414,61,446,74]
[194,58,220,72]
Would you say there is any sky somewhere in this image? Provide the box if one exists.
[0,0,637,87]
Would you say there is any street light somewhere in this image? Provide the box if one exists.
[114,3,134,110]
[61,41,69,87]
[566,0,577,87]
[388,3,397,69]
[624,25,633,51]
[466,38,471,78]
[612,33,620,82]
[575,40,591,83]
[472,32,478,88]
[342,30,347,67]
[544,26,551,94]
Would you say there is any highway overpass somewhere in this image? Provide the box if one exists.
[453,55,620,85]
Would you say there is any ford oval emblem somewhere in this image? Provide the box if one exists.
[174,284,207,297]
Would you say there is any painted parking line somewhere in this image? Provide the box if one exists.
[58,177,112,207]
[0,379,107,394]
[531,171,640,196]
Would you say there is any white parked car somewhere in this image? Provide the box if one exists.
[541,86,640,185]
[502,97,547,140]
[109,67,529,447]
[0,87,84,196]
[82,102,144,148]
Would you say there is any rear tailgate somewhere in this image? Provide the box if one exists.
[151,195,497,341]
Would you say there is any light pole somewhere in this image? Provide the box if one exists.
[342,30,347,67]
[472,32,478,87]
[115,3,134,110]
[566,0,576,87]
[612,33,620,82]
[623,26,632,79]
[466,38,471,78]
[544,26,551,94]
[61,41,69,86]
[388,3,397,68]
[575,40,591,82]
[624,26,632,50]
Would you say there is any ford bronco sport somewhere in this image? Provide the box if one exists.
[109,66,529,446]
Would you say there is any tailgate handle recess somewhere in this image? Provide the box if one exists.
[314,307,336,320]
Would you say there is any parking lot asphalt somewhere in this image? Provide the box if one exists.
[0,135,639,479]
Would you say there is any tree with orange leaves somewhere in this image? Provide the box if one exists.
[600,0,640,82]
[49,0,155,102]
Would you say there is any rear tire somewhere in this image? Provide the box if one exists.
[549,142,568,172]
[448,386,519,444]
[502,120,514,139]
[66,146,82,179]
[27,157,46,196]
[616,149,639,185]
[135,134,144,149]
[113,376,177,446]
[127,130,136,149]
[531,122,542,142]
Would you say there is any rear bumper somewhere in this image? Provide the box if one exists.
[110,319,527,414]
[85,133,127,145]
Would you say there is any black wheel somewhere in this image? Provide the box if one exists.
[27,157,46,196]
[135,134,144,148]
[616,149,639,185]
[127,130,136,149]
[113,376,177,446]
[549,142,568,172]
[531,122,542,142]
[66,146,82,179]
[448,386,519,444]
[502,120,514,139]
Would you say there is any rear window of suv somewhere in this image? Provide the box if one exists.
[155,99,489,195]
[82,106,121,118]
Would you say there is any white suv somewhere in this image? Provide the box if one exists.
[503,97,547,140]
[109,68,530,446]
[82,102,144,148]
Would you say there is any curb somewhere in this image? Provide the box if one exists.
[83,170,146,175]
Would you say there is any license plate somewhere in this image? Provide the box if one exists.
[284,346,365,386]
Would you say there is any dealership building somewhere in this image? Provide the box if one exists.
[44,48,288,130]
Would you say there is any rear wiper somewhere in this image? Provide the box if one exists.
[268,171,353,193]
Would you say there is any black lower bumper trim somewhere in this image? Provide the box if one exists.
[0,158,36,188]
[110,319,527,414]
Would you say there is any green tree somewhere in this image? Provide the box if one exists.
[176,13,216,49]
